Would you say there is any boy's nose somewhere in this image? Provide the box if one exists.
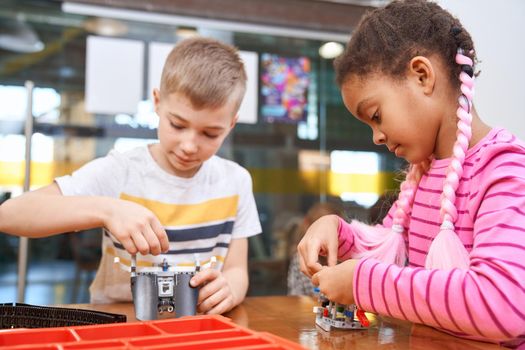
[181,133,198,154]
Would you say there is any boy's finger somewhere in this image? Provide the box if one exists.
[119,236,137,255]
[151,218,169,253]
[191,268,217,287]
[142,226,161,255]
[206,296,232,315]
[130,231,149,255]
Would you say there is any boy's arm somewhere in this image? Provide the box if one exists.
[0,182,168,255]
[191,237,249,314]
[221,237,249,307]
[1,183,105,237]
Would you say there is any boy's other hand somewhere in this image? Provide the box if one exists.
[191,268,234,315]
[311,259,358,305]
[104,199,169,256]
[297,214,340,278]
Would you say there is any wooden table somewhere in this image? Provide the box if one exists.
[68,296,502,349]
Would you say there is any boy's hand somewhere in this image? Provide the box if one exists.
[104,199,169,256]
[191,269,234,315]
[312,259,358,305]
[297,214,340,278]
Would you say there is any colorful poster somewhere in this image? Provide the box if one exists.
[260,53,310,123]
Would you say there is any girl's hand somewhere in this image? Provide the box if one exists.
[103,199,169,256]
[191,268,235,315]
[297,214,340,277]
[312,259,359,305]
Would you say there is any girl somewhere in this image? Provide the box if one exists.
[297,0,525,347]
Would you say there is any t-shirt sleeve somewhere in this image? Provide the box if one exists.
[55,150,127,198]
[230,166,262,239]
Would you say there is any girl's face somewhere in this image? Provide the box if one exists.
[340,72,444,163]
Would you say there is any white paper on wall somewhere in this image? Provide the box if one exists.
[147,42,175,99]
[238,51,259,124]
[85,36,144,115]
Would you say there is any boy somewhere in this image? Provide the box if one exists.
[0,37,262,315]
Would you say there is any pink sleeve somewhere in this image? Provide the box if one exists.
[353,143,525,346]
[337,209,398,260]
[337,217,355,260]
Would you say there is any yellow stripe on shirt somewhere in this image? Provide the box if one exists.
[120,193,239,226]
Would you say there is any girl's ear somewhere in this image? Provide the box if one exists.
[408,56,436,95]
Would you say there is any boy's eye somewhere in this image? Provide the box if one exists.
[170,122,184,130]
[371,111,380,122]
[203,133,220,139]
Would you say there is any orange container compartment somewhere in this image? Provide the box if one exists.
[0,315,305,350]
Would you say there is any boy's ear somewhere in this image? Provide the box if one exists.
[152,88,161,112]
[230,114,239,129]
[408,56,436,95]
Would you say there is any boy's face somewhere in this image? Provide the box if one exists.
[152,89,238,178]
[340,73,442,164]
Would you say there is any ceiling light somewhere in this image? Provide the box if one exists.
[319,42,344,59]
[0,19,44,53]
[176,27,198,39]
[83,17,128,37]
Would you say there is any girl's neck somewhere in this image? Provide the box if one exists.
[434,105,491,160]
[469,106,491,148]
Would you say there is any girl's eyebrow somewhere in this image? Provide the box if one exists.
[356,97,372,118]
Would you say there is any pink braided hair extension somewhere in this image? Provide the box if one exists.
[355,162,426,266]
[440,49,474,228]
[424,48,474,270]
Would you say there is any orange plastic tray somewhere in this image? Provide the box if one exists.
[0,314,305,350]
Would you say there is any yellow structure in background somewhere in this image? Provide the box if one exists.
[0,161,81,188]
[0,161,396,196]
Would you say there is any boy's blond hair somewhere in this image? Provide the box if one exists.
[159,37,247,113]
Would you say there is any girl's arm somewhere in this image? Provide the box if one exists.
[353,148,525,345]
[337,199,399,260]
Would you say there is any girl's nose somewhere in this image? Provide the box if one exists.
[372,128,386,145]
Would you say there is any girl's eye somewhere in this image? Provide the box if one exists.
[371,111,380,122]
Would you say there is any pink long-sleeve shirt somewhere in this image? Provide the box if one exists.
[337,128,525,347]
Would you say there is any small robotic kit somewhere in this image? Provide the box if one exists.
[313,289,370,332]
[128,255,204,320]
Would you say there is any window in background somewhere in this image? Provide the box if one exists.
[330,150,381,208]
[0,85,60,122]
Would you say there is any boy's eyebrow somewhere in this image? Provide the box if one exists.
[168,112,226,130]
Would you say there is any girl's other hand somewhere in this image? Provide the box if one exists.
[312,259,358,305]
[297,214,340,277]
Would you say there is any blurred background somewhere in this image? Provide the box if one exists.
[0,0,523,305]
